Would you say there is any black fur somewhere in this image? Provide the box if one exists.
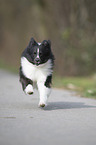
[44,75,52,88]
[21,38,54,66]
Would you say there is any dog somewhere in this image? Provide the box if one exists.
[19,38,54,107]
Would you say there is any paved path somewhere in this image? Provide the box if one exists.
[0,70,96,145]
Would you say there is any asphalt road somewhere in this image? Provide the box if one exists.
[0,69,96,145]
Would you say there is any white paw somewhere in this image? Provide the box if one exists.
[24,84,34,95]
[38,101,47,108]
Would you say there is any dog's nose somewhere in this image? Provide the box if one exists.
[35,58,40,63]
[35,58,40,65]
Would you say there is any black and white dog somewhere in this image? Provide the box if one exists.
[19,38,54,107]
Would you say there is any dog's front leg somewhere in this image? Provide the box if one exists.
[19,67,34,95]
[37,81,51,107]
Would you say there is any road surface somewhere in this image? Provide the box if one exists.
[0,69,96,145]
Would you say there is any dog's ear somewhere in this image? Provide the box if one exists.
[48,40,51,46]
[29,37,37,47]
[42,40,51,47]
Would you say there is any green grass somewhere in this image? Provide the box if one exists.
[53,75,96,99]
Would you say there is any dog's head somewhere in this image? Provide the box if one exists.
[27,38,51,65]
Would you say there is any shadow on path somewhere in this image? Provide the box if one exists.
[44,101,96,111]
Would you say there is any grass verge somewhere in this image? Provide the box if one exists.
[53,75,96,99]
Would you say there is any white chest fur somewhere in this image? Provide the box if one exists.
[21,57,53,82]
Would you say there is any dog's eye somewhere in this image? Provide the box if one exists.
[34,52,36,55]
[40,52,42,56]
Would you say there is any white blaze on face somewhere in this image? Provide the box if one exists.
[36,43,41,59]
[36,48,40,59]
[38,43,41,45]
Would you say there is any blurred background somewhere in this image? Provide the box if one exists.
[0,0,96,76]
[0,0,96,97]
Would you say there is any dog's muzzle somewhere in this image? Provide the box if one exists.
[34,58,41,65]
